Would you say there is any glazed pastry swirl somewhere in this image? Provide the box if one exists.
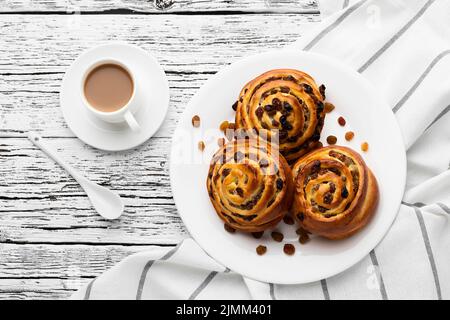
[235,69,326,163]
[292,146,379,239]
[207,138,294,232]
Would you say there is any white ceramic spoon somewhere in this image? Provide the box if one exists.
[28,132,124,220]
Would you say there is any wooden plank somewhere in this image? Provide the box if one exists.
[0,137,189,244]
[0,278,81,299]
[0,243,169,299]
[2,0,319,13]
[0,14,319,138]
[0,243,162,278]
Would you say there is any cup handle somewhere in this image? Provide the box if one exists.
[124,111,141,132]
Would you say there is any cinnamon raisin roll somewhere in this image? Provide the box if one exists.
[235,69,326,163]
[292,146,379,240]
[207,138,294,232]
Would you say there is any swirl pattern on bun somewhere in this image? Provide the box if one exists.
[207,138,294,232]
[292,146,379,239]
[235,69,326,163]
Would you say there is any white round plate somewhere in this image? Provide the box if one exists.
[170,50,406,284]
[60,43,170,151]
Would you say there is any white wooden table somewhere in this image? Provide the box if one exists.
[0,0,320,299]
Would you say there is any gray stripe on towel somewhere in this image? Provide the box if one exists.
[437,203,450,214]
[321,279,330,300]
[358,0,436,73]
[269,283,276,300]
[393,50,450,113]
[303,0,368,51]
[136,242,183,300]
[426,104,450,131]
[369,250,388,300]
[83,278,96,300]
[189,271,219,300]
[414,208,442,300]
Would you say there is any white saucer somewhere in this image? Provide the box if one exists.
[60,43,170,151]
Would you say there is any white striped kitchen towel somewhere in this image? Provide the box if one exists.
[72,0,450,300]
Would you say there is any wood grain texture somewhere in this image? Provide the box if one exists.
[0,5,319,299]
[2,0,319,13]
[0,14,318,138]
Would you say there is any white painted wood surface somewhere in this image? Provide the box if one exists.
[3,0,319,13]
[0,0,320,299]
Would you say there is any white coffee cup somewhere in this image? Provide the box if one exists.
[80,58,141,132]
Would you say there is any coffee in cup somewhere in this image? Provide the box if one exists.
[81,59,141,132]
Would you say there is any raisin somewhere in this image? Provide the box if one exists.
[326,135,337,145]
[271,231,284,242]
[345,131,355,141]
[198,141,205,151]
[264,105,273,112]
[272,98,281,108]
[192,115,200,127]
[232,101,238,111]
[338,116,346,126]
[324,102,335,113]
[319,84,326,99]
[283,215,295,225]
[224,224,235,233]
[252,231,264,239]
[222,168,231,177]
[361,142,369,152]
[283,244,295,256]
[283,102,292,111]
[341,187,349,198]
[323,193,333,204]
[276,178,283,190]
[311,160,321,173]
[255,107,264,119]
[256,245,267,255]
[303,84,313,94]
[299,233,310,244]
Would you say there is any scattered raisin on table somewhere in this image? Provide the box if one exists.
[296,227,310,244]
[345,131,355,141]
[192,115,200,127]
[338,116,346,126]
[283,244,295,256]
[271,231,284,242]
[256,245,267,255]
[299,233,310,244]
[198,141,205,151]
[361,142,369,152]
[224,224,235,233]
[252,231,264,239]
[326,135,337,145]
[324,102,335,113]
